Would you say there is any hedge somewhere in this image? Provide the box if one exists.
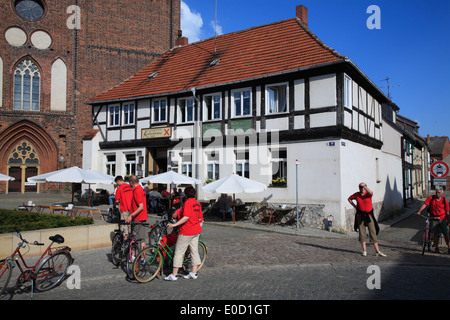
[0,209,94,234]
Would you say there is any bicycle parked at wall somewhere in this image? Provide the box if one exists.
[111,220,149,279]
[0,230,73,295]
[132,219,207,283]
[418,214,441,255]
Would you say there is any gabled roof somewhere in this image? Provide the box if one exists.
[87,18,346,104]
[428,136,450,156]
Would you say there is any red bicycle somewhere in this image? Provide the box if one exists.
[0,230,74,295]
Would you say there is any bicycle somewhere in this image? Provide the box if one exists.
[132,219,207,283]
[0,230,73,295]
[418,214,440,255]
[110,220,149,279]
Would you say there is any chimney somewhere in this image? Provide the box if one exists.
[296,5,308,28]
[175,29,188,47]
[427,134,430,143]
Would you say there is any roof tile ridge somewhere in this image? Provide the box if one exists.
[294,17,347,60]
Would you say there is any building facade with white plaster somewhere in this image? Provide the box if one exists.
[84,6,404,230]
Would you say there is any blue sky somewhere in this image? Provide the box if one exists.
[181,0,450,138]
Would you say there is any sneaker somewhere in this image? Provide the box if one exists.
[376,251,386,257]
[164,274,178,281]
[361,251,367,256]
[183,272,198,279]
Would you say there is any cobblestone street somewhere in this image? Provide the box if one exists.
[1,193,450,307]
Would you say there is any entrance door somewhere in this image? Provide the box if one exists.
[7,140,40,193]
[25,167,38,192]
[8,167,22,193]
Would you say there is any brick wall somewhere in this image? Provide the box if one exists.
[0,0,180,192]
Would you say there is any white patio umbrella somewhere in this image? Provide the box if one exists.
[140,170,200,208]
[202,174,267,224]
[0,173,15,181]
[28,166,114,205]
[140,170,200,185]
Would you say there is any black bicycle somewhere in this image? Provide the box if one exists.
[418,214,440,255]
[111,220,149,279]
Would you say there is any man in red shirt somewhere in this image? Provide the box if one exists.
[416,188,450,253]
[127,175,148,252]
[348,182,385,257]
[114,176,133,238]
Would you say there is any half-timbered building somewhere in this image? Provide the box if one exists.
[85,5,404,230]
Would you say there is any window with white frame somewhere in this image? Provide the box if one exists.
[181,152,193,177]
[108,105,120,127]
[271,149,287,186]
[206,152,219,182]
[235,151,249,178]
[122,103,135,125]
[178,97,194,123]
[13,59,40,111]
[124,152,137,177]
[344,75,352,109]
[152,99,167,123]
[203,93,221,120]
[232,88,251,117]
[105,154,116,176]
[266,83,288,114]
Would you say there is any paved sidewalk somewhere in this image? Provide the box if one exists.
[0,191,425,238]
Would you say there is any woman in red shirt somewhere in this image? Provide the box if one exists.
[348,182,386,257]
[165,185,203,280]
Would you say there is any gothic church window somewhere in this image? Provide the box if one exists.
[13,59,41,111]
[8,140,40,165]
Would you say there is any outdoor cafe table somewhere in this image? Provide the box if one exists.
[270,206,294,223]
[22,203,38,212]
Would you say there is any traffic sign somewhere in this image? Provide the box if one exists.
[431,161,449,178]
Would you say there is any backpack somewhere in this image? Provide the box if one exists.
[427,196,449,215]
[106,207,120,223]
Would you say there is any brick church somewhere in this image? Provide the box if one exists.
[0,0,180,193]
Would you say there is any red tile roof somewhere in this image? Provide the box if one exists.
[88,18,346,103]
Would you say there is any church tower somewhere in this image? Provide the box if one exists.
[0,0,180,193]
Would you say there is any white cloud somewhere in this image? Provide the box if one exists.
[180,1,203,43]
[210,20,223,36]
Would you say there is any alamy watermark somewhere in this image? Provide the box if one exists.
[366,265,381,290]
[66,265,81,289]
[67,5,81,30]
[367,5,381,30]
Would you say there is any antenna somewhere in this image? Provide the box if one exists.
[214,0,217,55]
[380,77,406,100]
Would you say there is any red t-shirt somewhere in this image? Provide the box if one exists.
[115,183,133,212]
[349,191,373,212]
[131,185,148,221]
[179,198,203,236]
[425,196,449,220]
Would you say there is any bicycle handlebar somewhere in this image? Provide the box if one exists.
[117,220,150,227]
[417,214,441,220]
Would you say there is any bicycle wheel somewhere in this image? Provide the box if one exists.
[133,247,163,283]
[0,260,12,295]
[125,242,140,280]
[422,228,430,255]
[182,241,207,274]
[33,251,73,292]
[111,232,123,266]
